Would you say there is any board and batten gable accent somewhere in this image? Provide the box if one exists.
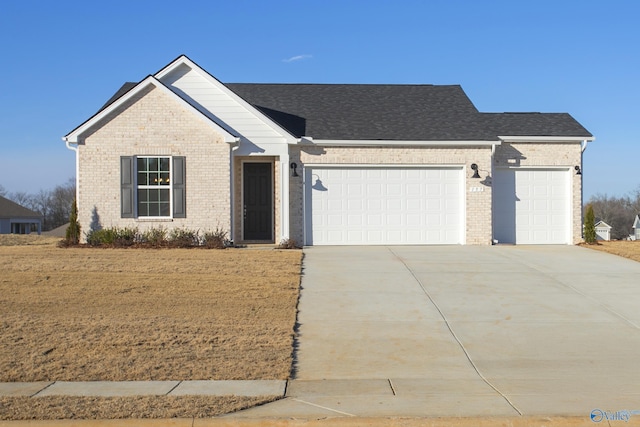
[157,60,293,147]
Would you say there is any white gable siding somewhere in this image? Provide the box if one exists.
[159,64,285,144]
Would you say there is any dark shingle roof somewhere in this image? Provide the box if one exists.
[0,196,41,219]
[227,83,592,140]
[101,81,592,141]
[481,113,592,137]
[101,82,138,110]
[227,84,498,140]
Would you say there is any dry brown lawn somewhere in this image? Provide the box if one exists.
[0,234,301,419]
[581,240,640,263]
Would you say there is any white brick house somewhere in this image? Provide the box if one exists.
[63,55,593,245]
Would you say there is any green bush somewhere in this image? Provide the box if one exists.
[584,205,597,244]
[85,226,139,247]
[64,198,81,246]
[86,228,116,246]
[82,226,229,249]
[140,226,167,247]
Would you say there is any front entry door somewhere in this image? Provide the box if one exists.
[243,163,273,241]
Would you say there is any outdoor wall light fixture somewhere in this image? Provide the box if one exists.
[290,162,299,177]
[470,163,481,179]
[575,165,582,175]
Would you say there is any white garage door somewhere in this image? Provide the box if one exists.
[493,168,570,244]
[304,167,463,245]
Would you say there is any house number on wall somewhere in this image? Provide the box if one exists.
[469,187,484,192]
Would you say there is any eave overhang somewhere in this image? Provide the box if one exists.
[302,138,501,147]
[498,135,595,143]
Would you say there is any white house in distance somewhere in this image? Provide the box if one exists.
[631,215,640,241]
[63,55,594,246]
[594,220,612,241]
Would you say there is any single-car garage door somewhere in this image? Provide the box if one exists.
[304,166,463,245]
[493,168,570,244]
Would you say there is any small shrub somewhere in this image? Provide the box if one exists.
[168,227,200,248]
[584,205,597,244]
[203,228,228,249]
[114,227,138,247]
[85,228,116,246]
[277,238,301,249]
[64,198,81,246]
[85,226,138,247]
[141,226,167,247]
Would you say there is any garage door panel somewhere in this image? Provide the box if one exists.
[494,168,569,244]
[305,167,463,245]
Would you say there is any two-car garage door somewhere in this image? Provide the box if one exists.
[304,166,463,245]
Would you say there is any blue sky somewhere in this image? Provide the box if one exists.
[1,0,638,201]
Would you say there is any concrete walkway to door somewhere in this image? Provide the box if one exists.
[229,245,640,419]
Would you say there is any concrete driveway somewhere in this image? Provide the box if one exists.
[231,245,640,420]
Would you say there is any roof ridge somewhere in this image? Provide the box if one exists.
[225,82,465,87]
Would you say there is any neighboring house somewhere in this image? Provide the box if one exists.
[63,55,594,246]
[594,220,612,241]
[0,195,42,235]
[631,215,640,241]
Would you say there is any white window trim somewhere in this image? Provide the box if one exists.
[135,155,173,219]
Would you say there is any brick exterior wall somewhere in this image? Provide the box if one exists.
[75,85,583,247]
[290,145,494,245]
[494,142,583,244]
[76,86,231,241]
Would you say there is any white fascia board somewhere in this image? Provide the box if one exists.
[594,220,612,229]
[63,75,239,145]
[155,55,298,144]
[499,135,595,143]
[309,139,500,147]
[304,163,464,169]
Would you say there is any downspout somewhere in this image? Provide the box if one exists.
[579,140,589,240]
[281,151,290,242]
[64,138,79,203]
[491,143,497,244]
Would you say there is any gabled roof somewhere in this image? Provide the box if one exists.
[71,55,594,144]
[594,220,612,229]
[633,215,640,228]
[64,75,239,144]
[0,196,41,219]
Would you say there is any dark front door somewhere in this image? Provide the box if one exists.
[243,163,273,241]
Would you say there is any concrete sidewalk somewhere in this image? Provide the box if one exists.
[0,380,285,397]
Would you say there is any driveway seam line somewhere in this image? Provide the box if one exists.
[387,378,396,395]
[387,247,523,416]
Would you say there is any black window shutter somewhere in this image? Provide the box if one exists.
[120,156,135,218]
[173,156,186,218]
